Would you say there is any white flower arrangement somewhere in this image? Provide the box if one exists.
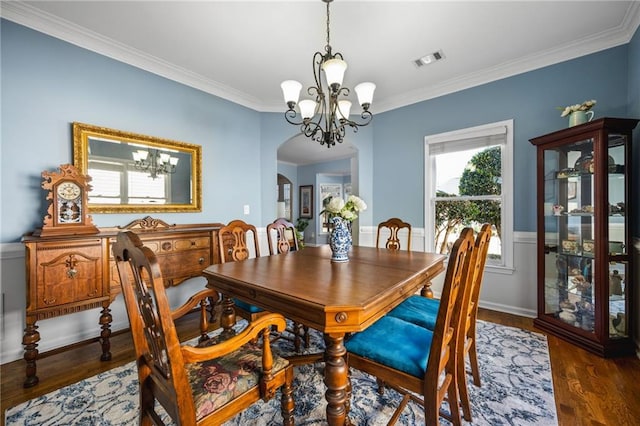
[559,99,596,117]
[321,195,367,222]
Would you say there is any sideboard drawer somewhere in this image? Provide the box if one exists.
[157,248,211,285]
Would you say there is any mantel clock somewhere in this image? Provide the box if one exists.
[35,163,99,237]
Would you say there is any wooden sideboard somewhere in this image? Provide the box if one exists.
[21,216,223,387]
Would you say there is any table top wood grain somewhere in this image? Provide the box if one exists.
[203,245,445,334]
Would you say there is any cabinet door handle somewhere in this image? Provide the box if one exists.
[198,257,205,264]
[67,268,77,278]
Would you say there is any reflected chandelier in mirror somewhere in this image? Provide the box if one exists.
[73,122,202,213]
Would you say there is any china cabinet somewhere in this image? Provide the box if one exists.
[529,117,638,357]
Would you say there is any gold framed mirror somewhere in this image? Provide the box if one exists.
[73,122,202,213]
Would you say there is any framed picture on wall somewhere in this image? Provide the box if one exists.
[299,185,313,218]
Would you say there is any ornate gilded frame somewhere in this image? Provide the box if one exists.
[73,122,202,213]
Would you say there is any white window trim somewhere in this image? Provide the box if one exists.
[424,119,514,271]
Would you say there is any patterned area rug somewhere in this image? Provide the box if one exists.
[5,320,557,425]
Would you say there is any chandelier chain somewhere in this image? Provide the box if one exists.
[325,0,331,54]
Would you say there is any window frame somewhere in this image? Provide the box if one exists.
[88,156,172,205]
[424,119,514,271]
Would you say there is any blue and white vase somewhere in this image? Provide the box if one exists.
[329,216,352,262]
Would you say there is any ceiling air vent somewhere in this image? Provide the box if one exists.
[414,49,445,67]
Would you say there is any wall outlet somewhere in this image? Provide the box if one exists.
[243,205,250,215]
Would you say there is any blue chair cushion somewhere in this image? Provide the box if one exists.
[345,316,433,378]
[233,298,264,314]
[387,295,440,330]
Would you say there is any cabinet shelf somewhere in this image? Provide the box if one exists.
[530,117,638,357]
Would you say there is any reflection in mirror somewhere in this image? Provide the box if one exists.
[277,173,292,220]
[73,122,202,213]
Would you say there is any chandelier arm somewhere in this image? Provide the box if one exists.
[284,109,304,126]
[336,86,350,97]
[312,51,325,93]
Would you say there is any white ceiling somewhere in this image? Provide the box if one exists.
[3,1,639,165]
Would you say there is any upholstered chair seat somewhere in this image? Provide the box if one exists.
[186,340,290,421]
[345,316,434,378]
[387,295,440,330]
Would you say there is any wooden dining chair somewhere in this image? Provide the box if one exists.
[386,223,492,421]
[345,228,476,425]
[266,218,310,352]
[376,217,412,251]
[267,218,299,255]
[112,231,294,426]
[217,219,268,323]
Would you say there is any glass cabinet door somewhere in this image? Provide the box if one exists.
[606,134,628,339]
[542,138,596,334]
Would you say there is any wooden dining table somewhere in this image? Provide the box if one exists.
[202,245,445,425]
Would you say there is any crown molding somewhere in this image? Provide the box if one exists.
[0,1,264,111]
[3,1,639,114]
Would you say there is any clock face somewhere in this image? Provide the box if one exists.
[57,182,81,201]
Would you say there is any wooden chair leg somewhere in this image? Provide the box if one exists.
[458,361,472,422]
[303,325,310,347]
[293,322,303,352]
[468,339,481,387]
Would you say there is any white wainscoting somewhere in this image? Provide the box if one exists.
[2,229,637,363]
[358,226,537,318]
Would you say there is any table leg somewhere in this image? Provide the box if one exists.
[421,278,434,298]
[324,332,348,425]
[220,294,237,340]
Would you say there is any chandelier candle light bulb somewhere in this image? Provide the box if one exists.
[281,0,375,148]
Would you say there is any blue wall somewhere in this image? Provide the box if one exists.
[1,20,266,242]
[373,46,630,232]
[1,18,638,244]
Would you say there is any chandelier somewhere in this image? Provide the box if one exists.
[280,0,375,148]
[132,148,179,179]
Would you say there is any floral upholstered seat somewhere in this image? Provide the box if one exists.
[186,342,290,421]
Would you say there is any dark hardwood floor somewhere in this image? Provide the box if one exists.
[2,308,639,425]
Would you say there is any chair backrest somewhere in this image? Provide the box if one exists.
[267,218,299,255]
[426,227,476,392]
[218,219,260,263]
[112,230,197,424]
[376,217,412,251]
[466,224,492,336]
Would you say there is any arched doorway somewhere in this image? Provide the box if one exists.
[277,134,357,245]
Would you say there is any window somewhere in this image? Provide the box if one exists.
[425,120,513,270]
[88,160,124,204]
[128,171,167,204]
[88,158,170,205]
